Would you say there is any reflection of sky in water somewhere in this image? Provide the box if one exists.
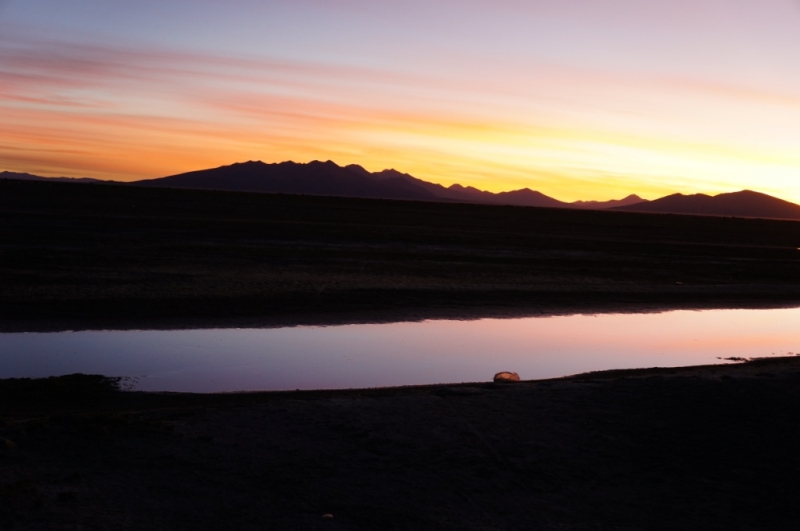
[1,308,799,393]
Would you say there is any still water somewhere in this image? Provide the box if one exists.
[1,308,798,392]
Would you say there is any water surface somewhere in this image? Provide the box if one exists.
[1,308,798,392]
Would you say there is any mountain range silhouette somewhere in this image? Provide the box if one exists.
[133,160,645,209]
[3,161,800,220]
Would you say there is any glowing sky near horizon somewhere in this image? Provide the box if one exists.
[1,1,800,201]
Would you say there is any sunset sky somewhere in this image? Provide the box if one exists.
[2,1,800,202]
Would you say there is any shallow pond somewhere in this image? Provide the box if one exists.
[1,308,798,392]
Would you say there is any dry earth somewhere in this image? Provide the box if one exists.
[2,358,800,530]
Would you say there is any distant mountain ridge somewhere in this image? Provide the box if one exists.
[133,160,646,210]
[5,162,800,220]
[613,190,800,220]
[0,171,107,184]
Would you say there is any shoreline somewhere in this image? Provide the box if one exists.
[2,355,793,407]
[4,290,800,333]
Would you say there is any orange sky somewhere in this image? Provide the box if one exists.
[2,1,800,202]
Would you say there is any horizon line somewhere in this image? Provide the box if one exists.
[0,160,788,205]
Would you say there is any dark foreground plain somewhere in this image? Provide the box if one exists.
[2,179,800,331]
[4,179,800,530]
[2,357,800,530]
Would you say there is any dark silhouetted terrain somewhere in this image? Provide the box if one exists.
[2,357,800,530]
[2,178,800,331]
[0,171,107,184]
[3,179,800,530]
[572,193,645,209]
[136,160,441,202]
[4,162,645,209]
[11,162,800,220]
[137,160,647,208]
[615,189,800,220]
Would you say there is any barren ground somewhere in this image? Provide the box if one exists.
[2,358,800,530]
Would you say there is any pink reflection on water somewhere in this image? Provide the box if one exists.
[1,308,799,392]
